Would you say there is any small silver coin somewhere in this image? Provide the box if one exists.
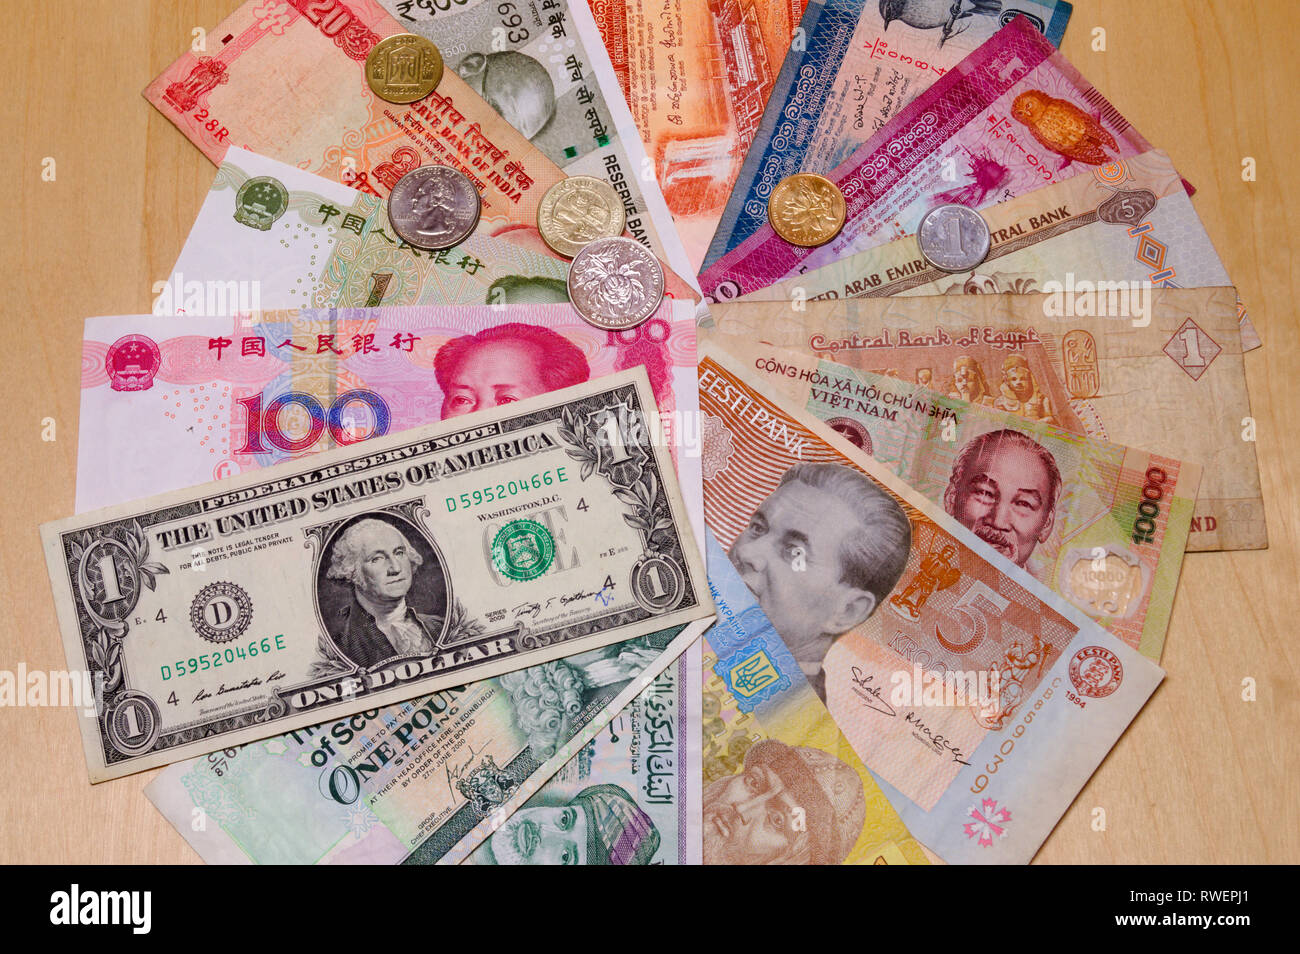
[917,203,991,273]
[387,165,482,250]
[566,236,665,330]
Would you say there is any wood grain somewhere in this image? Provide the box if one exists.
[0,0,1295,864]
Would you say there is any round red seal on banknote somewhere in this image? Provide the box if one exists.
[825,417,872,454]
[1069,646,1124,698]
[105,334,161,392]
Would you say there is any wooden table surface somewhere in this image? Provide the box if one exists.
[1,0,1296,864]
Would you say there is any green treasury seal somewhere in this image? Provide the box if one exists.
[491,519,555,581]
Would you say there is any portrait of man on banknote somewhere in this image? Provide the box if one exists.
[434,322,591,419]
[943,428,1062,569]
[703,739,866,865]
[479,783,661,865]
[728,462,912,702]
[319,514,448,668]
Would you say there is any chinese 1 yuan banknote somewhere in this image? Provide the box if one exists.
[697,344,1162,864]
[704,288,1264,552]
[159,148,574,314]
[45,359,712,783]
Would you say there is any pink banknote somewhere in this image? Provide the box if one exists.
[76,303,699,516]
[698,16,1153,301]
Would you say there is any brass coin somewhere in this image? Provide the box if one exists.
[537,176,626,258]
[365,34,443,105]
[767,173,846,248]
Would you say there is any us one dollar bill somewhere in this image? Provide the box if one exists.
[43,367,712,781]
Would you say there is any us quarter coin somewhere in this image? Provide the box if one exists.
[387,165,481,250]
[917,203,991,272]
[566,236,664,330]
[365,34,444,105]
[767,173,846,247]
[537,176,626,258]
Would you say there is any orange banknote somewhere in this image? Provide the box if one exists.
[589,0,810,270]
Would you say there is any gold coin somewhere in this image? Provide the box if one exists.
[537,176,626,258]
[767,173,846,247]
[365,34,443,105]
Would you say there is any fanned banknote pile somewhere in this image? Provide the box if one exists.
[37,0,1264,865]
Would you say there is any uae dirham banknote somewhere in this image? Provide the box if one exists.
[732,148,1260,350]
[697,344,1162,864]
[704,287,1264,552]
[701,0,1072,270]
[708,335,1199,661]
[44,361,712,782]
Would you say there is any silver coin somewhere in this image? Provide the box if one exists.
[917,204,991,273]
[566,237,665,330]
[387,165,481,250]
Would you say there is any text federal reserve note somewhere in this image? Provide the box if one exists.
[45,367,712,781]
[698,344,1162,864]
